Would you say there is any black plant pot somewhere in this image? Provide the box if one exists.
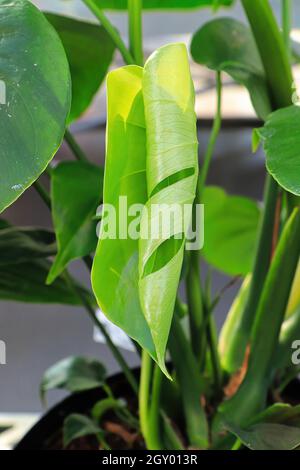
[15,368,139,450]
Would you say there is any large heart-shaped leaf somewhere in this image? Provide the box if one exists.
[40,356,106,403]
[46,13,115,123]
[190,18,271,119]
[227,422,300,450]
[97,0,234,10]
[202,187,261,276]
[47,161,103,284]
[0,0,71,213]
[254,105,300,196]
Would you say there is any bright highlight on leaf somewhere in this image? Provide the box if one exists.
[92,44,198,375]
[0,0,71,213]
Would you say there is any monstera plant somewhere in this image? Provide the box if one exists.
[2,0,300,451]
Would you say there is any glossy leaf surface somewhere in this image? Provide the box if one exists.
[191,18,271,119]
[47,161,103,284]
[202,187,261,276]
[0,0,71,213]
[255,106,300,195]
[46,13,115,122]
[40,356,106,403]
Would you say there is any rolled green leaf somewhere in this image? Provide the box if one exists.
[139,43,198,373]
[92,65,156,363]
[92,44,198,375]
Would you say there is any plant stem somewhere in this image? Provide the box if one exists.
[148,365,163,449]
[186,71,222,362]
[282,0,292,57]
[128,0,144,66]
[223,0,294,372]
[33,180,51,209]
[83,0,135,65]
[198,71,222,198]
[139,350,153,447]
[64,129,89,163]
[63,270,138,394]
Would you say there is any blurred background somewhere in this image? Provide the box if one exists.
[0,0,299,421]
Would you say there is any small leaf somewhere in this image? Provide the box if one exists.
[40,356,106,403]
[0,259,89,305]
[202,187,261,276]
[46,13,115,122]
[252,403,300,428]
[190,18,271,119]
[226,422,300,450]
[63,413,102,448]
[0,0,71,213]
[47,161,103,284]
[257,105,300,196]
[98,0,234,9]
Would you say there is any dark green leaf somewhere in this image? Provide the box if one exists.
[0,226,56,265]
[227,422,300,450]
[0,0,71,213]
[202,187,261,276]
[96,0,234,9]
[255,106,300,195]
[190,18,271,119]
[47,161,103,284]
[252,403,300,428]
[63,413,102,448]
[0,259,90,305]
[46,13,115,122]
[40,356,106,403]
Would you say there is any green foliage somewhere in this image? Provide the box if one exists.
[202,187,261,276]
[255,106,300,196]
[40,356,106,403]
[46,13,115,122]
[0,0,71,213]
[92,43,198,376]
[63,413,102,448]
[47,161,103,284]
[191,18,271,119]
[227,422,300,450]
